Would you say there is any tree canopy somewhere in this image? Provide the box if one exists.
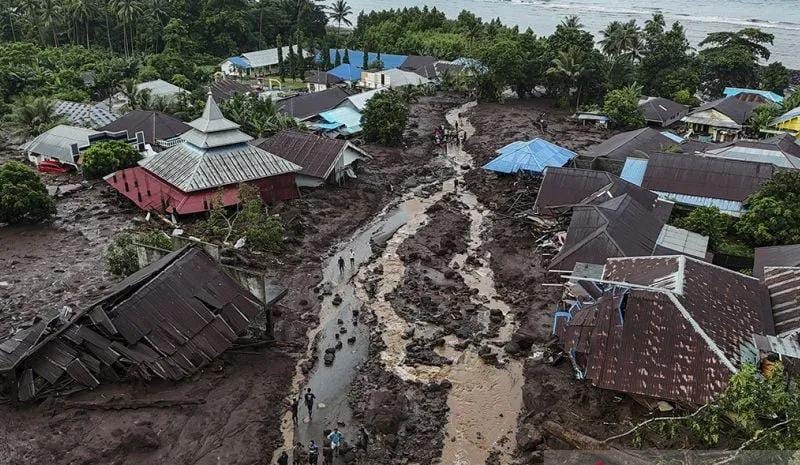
[362,89,409,146]
[737,171,800,246]
[0,161,56,224]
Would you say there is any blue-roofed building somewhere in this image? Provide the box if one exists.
[323,49,409,71]
[313,107,364,136]
[483,139,576,175]
[327,63,363,82]
[723,87,784,105]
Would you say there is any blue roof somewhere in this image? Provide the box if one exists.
[482,139,576,175]
[660,131,685,144]
[226,56,251,69]
[317,107,363,134]
[324,49,408,71]
[327,63,363,82]
[620,158,649,186]
[723,87,783,104]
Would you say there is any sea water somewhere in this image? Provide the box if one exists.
[343,0,800,69]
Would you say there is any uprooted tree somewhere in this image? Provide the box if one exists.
[200,183,284,254]
[105,230,173,276]
[0,160,56,224]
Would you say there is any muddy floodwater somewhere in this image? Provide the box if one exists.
[277,102,524,464]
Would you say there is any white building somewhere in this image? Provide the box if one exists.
[221,46,311,77]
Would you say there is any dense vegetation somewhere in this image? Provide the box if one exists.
[80,140,141,178]
[361,89,409,146]
[104,230,174,276]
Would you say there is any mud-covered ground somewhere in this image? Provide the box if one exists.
[462,97,650,460]
[0,93,464,465]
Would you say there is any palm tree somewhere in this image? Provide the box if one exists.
[118,79,141,110]
[38,0,60,46]
[600,20,642,60]
[547,46,589,110]
[327,0,352,35]
[3,96,66,139]
[560,15,583,29]
[111,0,144,57]
[68,0,91,48]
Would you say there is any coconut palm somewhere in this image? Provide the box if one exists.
[38,0,60,46]
[600,20,642,60]
[68,0,92,47]
[327,0,352,35]
[547,46,590,110]
[3,96,66,139]
[111,0,144,57]
[560,15,583,29]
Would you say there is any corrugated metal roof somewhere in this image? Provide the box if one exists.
[771,106,800,126]
[484,138,576,174]
[549,195,664,271]
[654,191,745,216]
[324,49,408,70]
[317,107,363,134]
[534,167,659,215]
[381,68,430,88]
[763,267,800,336]
[242,46,309,69]
[754,244,800,279]
[254,129,348,180]
[328,63,362,82]
[225,56,251,69]
[342,87,387,112]
[559,255,775,405]
[20,125,99,165]
[277,87,353,120]
[53,100,118,129]
[99,110,190,147]
[642,152,775,203]
[656,224,709,258]
[638,97,688,127]
[703,134,800,169]
[686,95,761,125]
[209,79,251,102]
[583,127,684,161]
[136,79,187,98]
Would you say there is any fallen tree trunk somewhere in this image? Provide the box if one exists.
[543,420,608,450]
[57,398,206,411]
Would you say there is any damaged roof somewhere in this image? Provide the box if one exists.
[549,195,665,271]
[0,247,265,401]
[533,167,661,216]
[754,244,800,279]
[253,129,367,180]
[99,110,190,147]
[559,255,774,404]
[763,267,800,336]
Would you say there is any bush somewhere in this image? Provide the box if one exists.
[105,231,173,276]
[673,89,697,106]
[200,184,284,253]
[81,141,141,179]
[362,89,409,146]
[672,206,732,249]
[0,161,56,224]
[603,85,645,129]
[738,170,800,246]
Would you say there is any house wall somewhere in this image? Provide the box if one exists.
[296,174,325,188]
[251,172,299,202]
[307,83,329,93]
[775,118,800,136]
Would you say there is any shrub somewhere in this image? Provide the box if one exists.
[672,206,732,249]
[105,231,173,276]
[362,89,409,146]
[0,161,56,224]
[738,170,800,246]
[81,141,141,179]
[603,84,645,129]
[199,184,284,253]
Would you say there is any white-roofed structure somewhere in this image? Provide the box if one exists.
[656,225,709,259]
[136,79,187,99]
[21,125,100,166]
[336,87,387,112]
[360,68,431,90]
[53,100,118,129]
[221,46,311,76]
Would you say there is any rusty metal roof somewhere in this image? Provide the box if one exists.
[641,152,775,202]
[754,244,800,279]
[560,255,774,404]
[1,247,266,401]
[763,267,800,336]
[253,130,347,179]
[534,167,659,215]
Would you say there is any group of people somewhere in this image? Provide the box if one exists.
[434,123,466,146]
[279,387,371,465]
[337,249,356,274]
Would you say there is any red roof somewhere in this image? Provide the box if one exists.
[105,167,297,214]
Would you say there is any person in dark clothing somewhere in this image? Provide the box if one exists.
[308,440,319,465]
[358,426,370,455]
[322,439,334,465]
[293,442,306,465]
[337,256,345,274]
[277,451,289,465]
[291,397,299,424]
[304,388,316,419]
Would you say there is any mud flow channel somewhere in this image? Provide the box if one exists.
[276,102,523,465]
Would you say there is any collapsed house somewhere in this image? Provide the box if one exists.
[483,139,577,175]
[701,133,800,169]
[0,246,281,402]
[555,255,775,405]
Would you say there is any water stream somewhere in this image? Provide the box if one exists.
[275,101,523,465]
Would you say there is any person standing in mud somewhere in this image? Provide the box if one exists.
[308,440,320,465]
[337,255,345,274]
[291,396,299,425]
[349,249,355,268]
[277,450,289,465]
[357,426,370,457]
[293,442,306,465]
[304,387,316,419]
[327,427,343,457]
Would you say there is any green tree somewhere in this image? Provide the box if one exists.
[603,84,645,129]
[760,62,789,95]
[673,89,697,106]
[737,170,800,246]
[747,105,783,138]
[105,230,172,276]
[0,161,55,224]
[277,34,285,79]
[547,46,590,109]
[2,96,66,139]
[80,140,141,179]
[362,89,409,146]
[327,0,352,35]
[673,206,732,249]
[699,28,775,96]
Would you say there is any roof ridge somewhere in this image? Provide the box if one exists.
[666,292,737,373]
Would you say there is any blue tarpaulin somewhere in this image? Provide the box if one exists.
[620,158,649,186]
[226,56,251,69]
[327,63,363,82]
[483,139,576,174]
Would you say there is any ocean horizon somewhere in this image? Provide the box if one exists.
[343,0,800,69]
